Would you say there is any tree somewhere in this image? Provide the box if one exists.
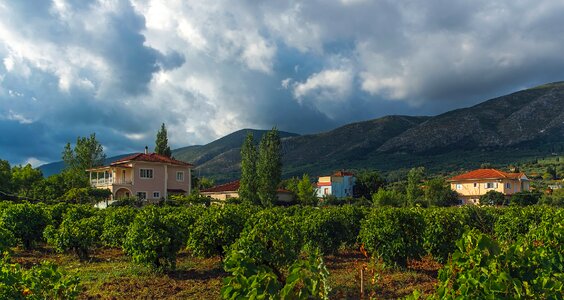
[510,191,541,206]
[297,174,318,206]
[62,133,106,189]
[239,133,259,204]
[11,164,43,198]
[353,170,385,199]
[154,123,172,157]
[372,188,406,207]
[424,178,459,207]
[256,128,282,207]
[480,190,507,206]
[407,167,425,206]
[0,159,12,193]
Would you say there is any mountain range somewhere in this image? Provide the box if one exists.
[40,82,564,181]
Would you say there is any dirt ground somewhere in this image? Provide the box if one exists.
[11,247,441,299]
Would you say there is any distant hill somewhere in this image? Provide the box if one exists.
[39,82,564,181]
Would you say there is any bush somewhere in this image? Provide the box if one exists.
[108,197,143,208]
[300,208,347,255]
[434,221,563,299]
[510,191,542,206]
[101,207,137,248]
[0,253,81,299]
[230,209,302,275]
[44,206,103,260]
[539,188,564,207]
[0,228,14,253]
[359,208,425,267]
[493,206,556,243]
[0,203,49,249]
[187,204,256,257]
[123,206,184,270]
[422,208,469,263]
[329,205,367,248]
[479,190,507,206]
[372,189,406,207]
[162,206,206,249]
[461,205,500,235]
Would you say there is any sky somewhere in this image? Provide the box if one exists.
[1,0,564,167]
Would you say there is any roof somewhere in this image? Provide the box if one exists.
[333,171,354,177]
[111,153,193,167]
[317,182,332,187]
[201,180,291,194]
[448,169,526,181]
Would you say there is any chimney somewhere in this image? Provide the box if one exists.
[144,146,148,154]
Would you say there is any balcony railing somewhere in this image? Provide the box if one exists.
[90,178,132,187]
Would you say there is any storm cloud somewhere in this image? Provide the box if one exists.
[2,0,564,166]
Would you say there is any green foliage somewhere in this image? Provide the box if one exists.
[123,206,184,270]
[493,206,556,242]
[44,206,102,260]
[406,167,425,206]
[372,188,406,207]
[108,196,144,208]
[62,133,106,189]
[424,178,459,207]
[0,228,15,253]
[168,192,211,206]
[231,209,302,273]
[0,203,49,249]
[187,205,256,258]
[434,222,563,299]
[239,133,259,205]
[510,191,542,206]
[61,187,109,204]
[29,174,66,201]
[257,128,282,207]
[299,208,347,255]
[0,159,11,193]
[162,206,206,248]
[461,205,500,235]
[539,188,564,207]
[154,123,172,157]
[101,207,137,248]
[10,164,43,198]
[359,208,425,267]
[353,170,385,199]
[297,174,317,206]
[222,250,330,300]
[0,254,81,299]
[480,190,507,206]
[422,208,469,263]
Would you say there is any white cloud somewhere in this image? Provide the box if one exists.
[293,68,353,101]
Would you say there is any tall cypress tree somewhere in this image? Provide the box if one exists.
[155,123,172,157]
[239,132,259,204]
[257,128,282,207]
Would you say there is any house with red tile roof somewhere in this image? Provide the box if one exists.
[201,180,294,203]
[87,148,194,201]
[447,168,529,205]
[316,171,356,198]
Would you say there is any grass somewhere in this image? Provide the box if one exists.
[11,246,441,299]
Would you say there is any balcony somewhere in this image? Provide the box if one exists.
[90,178,132,188]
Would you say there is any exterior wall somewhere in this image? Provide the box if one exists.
[132,162,166,200]
[318,176,331,183]
[166,165,191,194]
[202,192,239,201]
[315,175,355,198]
[451,178,530,204]
[316,185,332,198]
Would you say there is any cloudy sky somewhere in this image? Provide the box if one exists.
[1,0,564,166]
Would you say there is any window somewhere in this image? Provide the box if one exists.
[176,171,184,181]
[153,191,160,198]
[137,192,147,200]
[324,188,329,195]
[456,184,463,190]
[505,183,511,189]
[485,182,495,189]
[473,183,478,188]
[140,168,153,179]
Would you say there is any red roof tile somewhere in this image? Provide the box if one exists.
[111,153,193,167]
[333,171,354,177]
[201,180,240,193]
[448,169,526,181]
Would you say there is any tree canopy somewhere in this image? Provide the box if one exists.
[256,128,282,207]
[155,123,172,157]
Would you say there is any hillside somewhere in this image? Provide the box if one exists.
[39,82,564,181]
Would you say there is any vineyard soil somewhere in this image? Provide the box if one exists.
[12,246,440,299]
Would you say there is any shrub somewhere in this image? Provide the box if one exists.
[0,228,14,253]
[509,191,542,206]
[186,204,255,257]
[123,206,184,270]
[0,203,49,249]
[372,189,406,207]
[329,205,367,248]
[44,206,103,260]
[300,208,347,255]
[424,178,459,207]
[479,190,507,206]
[461,205,500,235]
[435,221,563,299]
[162,206,206,248]
[108,197,143,208]
[493,206,555,242]
[539,188,564,207]
[101,207,137,248]
[422,208,469,263]
[359,208,425,267]
[230,209,302,276]
[0,253,81,299]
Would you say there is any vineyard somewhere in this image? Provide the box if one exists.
[0,201,562,299]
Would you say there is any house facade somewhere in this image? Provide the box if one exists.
[200,180,294,203]
[87,151,193,201]
[316,171,356,198]
[447,168,530,205]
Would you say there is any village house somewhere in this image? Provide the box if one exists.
[87,148,193,201]
[316,171,356,198]
[447,168,530,205]
[200,180,294,203]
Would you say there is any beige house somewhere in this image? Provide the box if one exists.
[87,151,193,201]
[447,169,529,205]
[201,180,294,203]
